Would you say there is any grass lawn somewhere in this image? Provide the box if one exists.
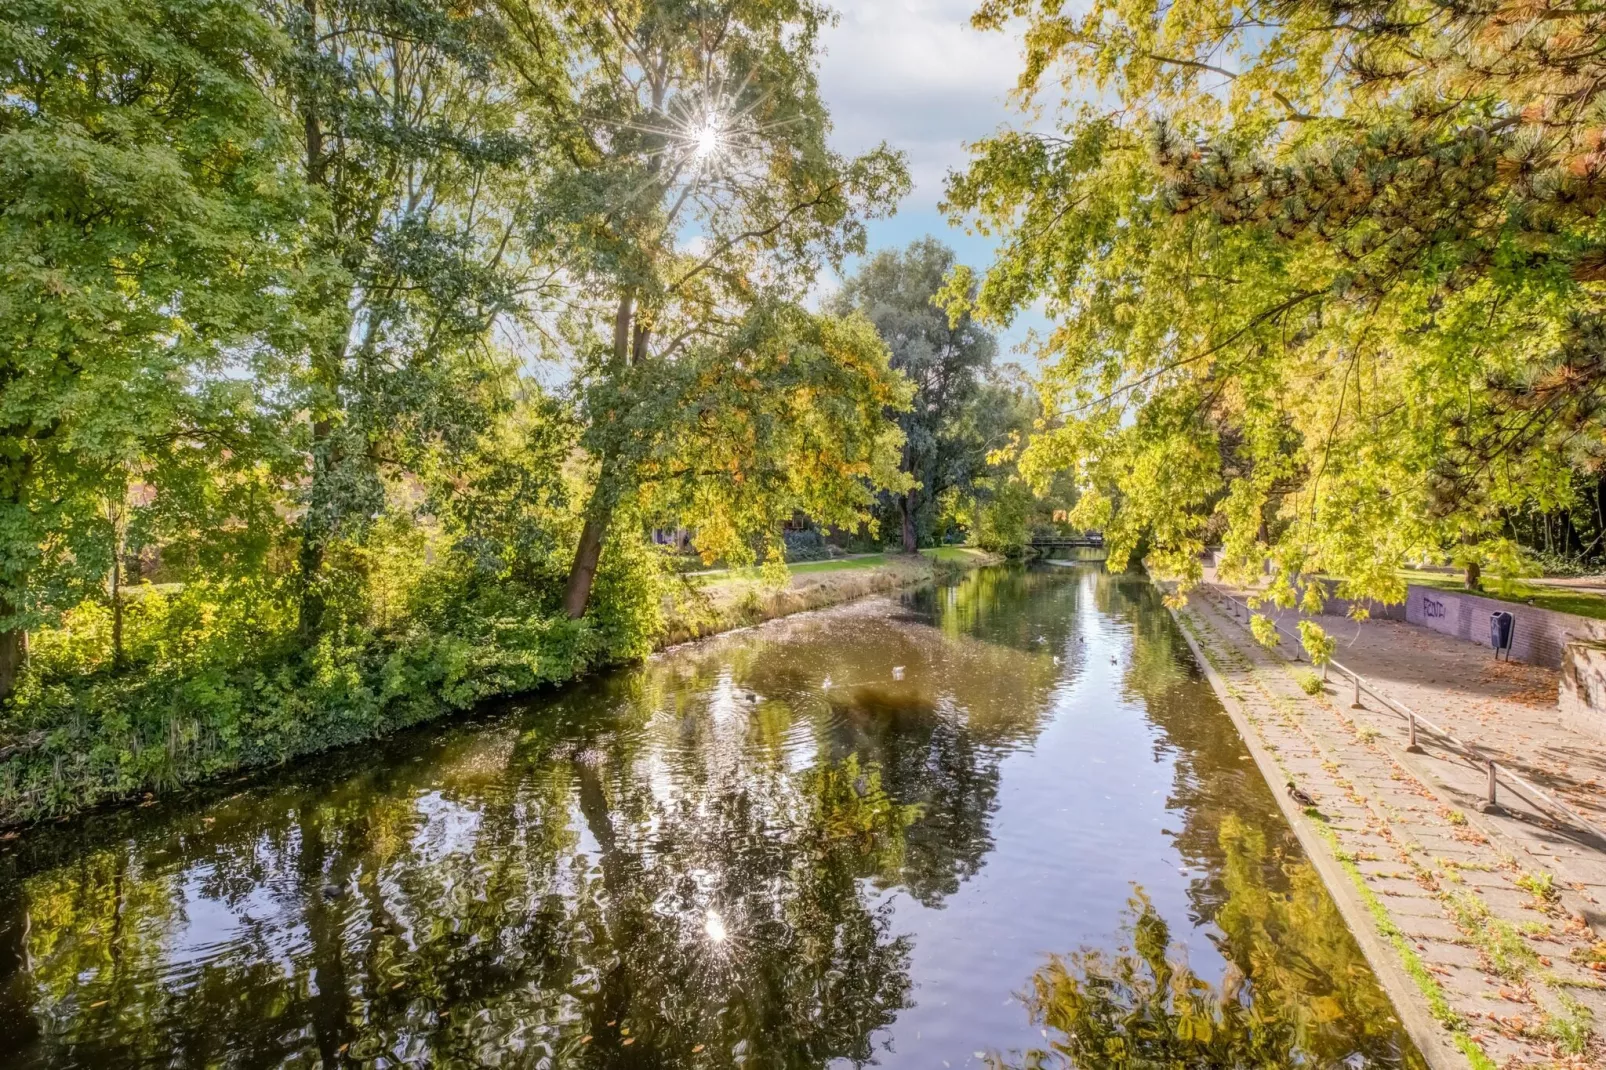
[1402,570,1606,621]
[920,546,992,563]
[786,554,892,574]
[696,546,994,583]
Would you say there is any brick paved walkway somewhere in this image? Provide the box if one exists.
[1247,593,1606,825]
[1176,593,1606,1069]
[1207,581,1606,903]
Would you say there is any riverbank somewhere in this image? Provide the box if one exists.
[0,560,1426,1070]
[662,549,997,645]
[0,550,999,829]
[1172,591,1606,1069]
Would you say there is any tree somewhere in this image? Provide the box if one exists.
[267,0,538,638]
[942,363,1042,555]
[0,0,295,696]
[832,238,999,552]
[496,0,910,615]
[947,0,1606,604]
[626,301,914,574]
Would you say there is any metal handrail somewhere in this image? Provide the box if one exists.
[1202,585,1606,847]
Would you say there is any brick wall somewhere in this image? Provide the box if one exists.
[1318,593,1409,622]
[1404,586,1606,669]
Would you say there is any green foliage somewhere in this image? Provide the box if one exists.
[1297,621,1336,667]
[1297,672,1324,696]
[1248,613,1281,649]
[0,0,298,646]
[0,0,922,820]
[781,529,830,562]
[831,239,1003,549]
[0,460,663,819]
[1448,892,1539,981]
[970,477,1036,557]
[626,302,915,570]
[949,0,1606,602]
[1539,993,1595,1056]
[498,0,910,614]
[1516,870,1559,906]
[270,0,539,636]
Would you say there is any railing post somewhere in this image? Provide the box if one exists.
[1481,760,1501,813]
[1406,713,1423,753]
[1350,675,1363,710]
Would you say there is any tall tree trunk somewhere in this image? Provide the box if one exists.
[0,618,24,701]
[110,554,123,669]
[297,538,326,641]
[0,443,32,699]
[295,0,334,642]
[900,491,918,554]
[561,291,637,620]
[1464,560,1481,591]
[298,413,336,641]
[563,501,613,619]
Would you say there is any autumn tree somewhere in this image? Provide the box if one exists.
[497,0,910,616]
[949,0,1606,603]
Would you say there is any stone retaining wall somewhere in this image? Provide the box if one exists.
[1559,640,1606,741]
[1403,585,1606,669]
[1316,593,1409,622]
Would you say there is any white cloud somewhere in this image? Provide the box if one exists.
[818,1,1023,210]
[815,2,1056,362]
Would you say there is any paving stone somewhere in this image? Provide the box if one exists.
[1434,964,1517,1004]
[1412,939,1482,969]
[1386,894,1458,919]
[1462,1031,1538,1067]
[1395,914,1464,943]
[1177,594,1606,1070]
[1366,875,1438,902]
[1357,859,1416,881]
[1468,886,1546,918]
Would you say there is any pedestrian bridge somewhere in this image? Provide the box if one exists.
[1028,533,1104,550]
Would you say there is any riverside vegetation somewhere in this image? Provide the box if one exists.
[946,0,1606,655]
[13,0,1606,823]
[0,1,1040,823]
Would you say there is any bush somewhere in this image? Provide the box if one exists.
[0,529,667,824]
[782,527,830,562]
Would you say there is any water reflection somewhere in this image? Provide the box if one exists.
[0,567,1419,1068]
[998,822,1424,1069]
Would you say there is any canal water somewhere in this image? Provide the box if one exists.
[0,567,1423,1068]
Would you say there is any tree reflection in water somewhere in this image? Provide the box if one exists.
[995,821,1427,1069]
[0,567,1421,1069]
[990,573,1426,1070]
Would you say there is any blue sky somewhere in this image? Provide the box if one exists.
[816,0,1052,364]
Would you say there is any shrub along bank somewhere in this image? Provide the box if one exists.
[0,550,986,826]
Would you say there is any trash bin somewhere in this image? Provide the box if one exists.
[1490,610,1515,661]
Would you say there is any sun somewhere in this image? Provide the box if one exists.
[692,115,724,163]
